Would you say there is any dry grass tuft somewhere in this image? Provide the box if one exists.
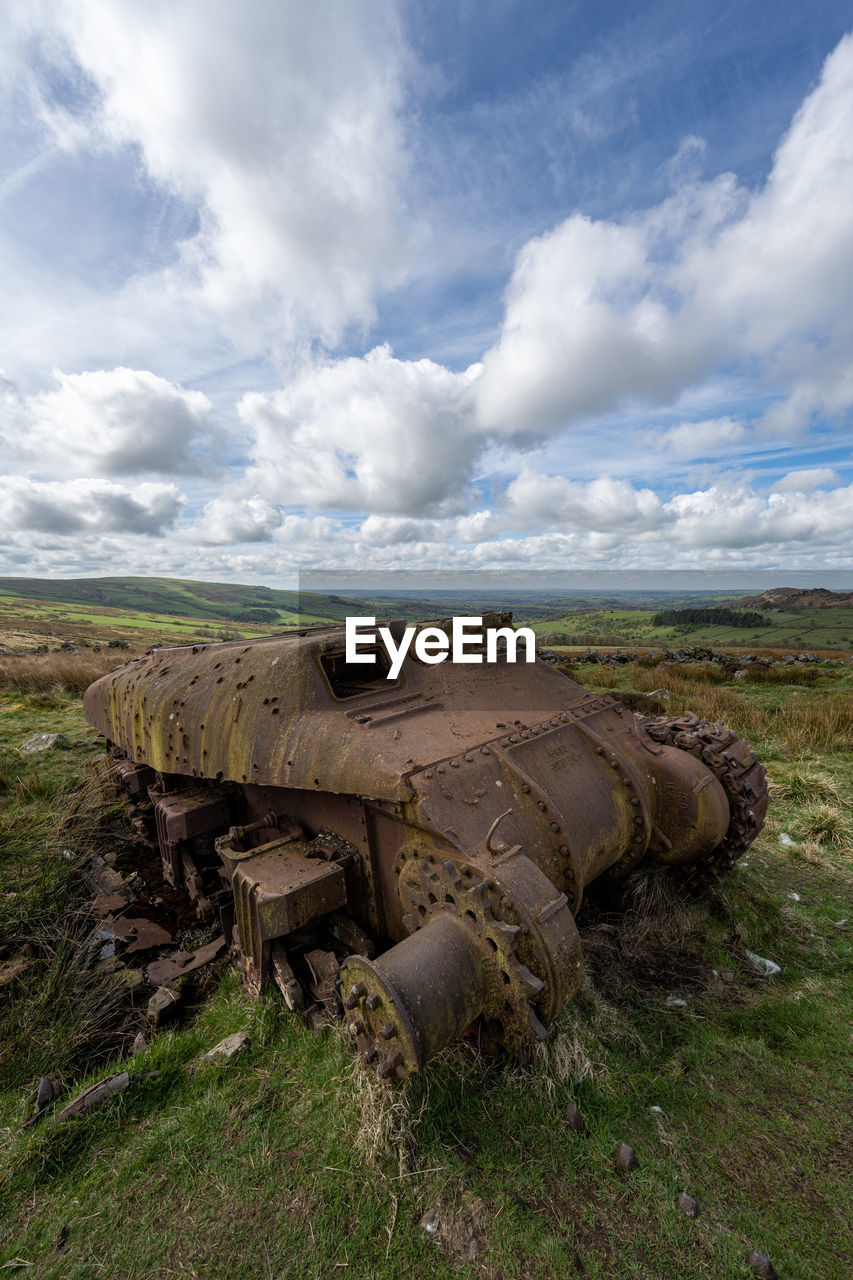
[0,649,138,695]
[794,802,852,851]
[347,1053,425,1172]
[772,694,853,753]
[769,762,842,807]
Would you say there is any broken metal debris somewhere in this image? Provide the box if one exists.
[83,619,769,1082]
[100,914,174,954]
[146,935,226,987]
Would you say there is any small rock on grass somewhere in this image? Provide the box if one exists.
[747,1248,778,1279]
[677,1192,698,1218]
[147,984,181,1024]
[564,1103,585,1133]
[54,1072,130,1122]
[203,1030,250,1062]
[132,1032,147,1057]
[21,732,70,754]
[616,1142,639,1173]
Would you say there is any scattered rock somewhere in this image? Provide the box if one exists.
[665,995,687,1009]
[647,688,671,702]
[616,1142,639,1173]
[147,985,181,1024]
[83,855,134,902]
[203,1030,250,1063]
[677,1192,698,1218]
[720,970,735,984]
[564,1102,585,1133]
[132,1032,148,1057]
[788,891,801,901]
[114,968,144,993]
[745,950,781,977]
[420,1210,440,1237]
[747,1248,778,1278]
[649,1105,664,1114]
[778,833,799,847]
[21,732,70,754]
[54,1071,130,1122]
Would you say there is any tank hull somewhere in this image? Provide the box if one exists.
[85,626,768,1079]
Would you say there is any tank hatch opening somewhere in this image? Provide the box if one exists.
[321,649,396,698]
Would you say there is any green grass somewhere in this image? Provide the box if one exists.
[0,671,851,1278]
[534,605,853,652]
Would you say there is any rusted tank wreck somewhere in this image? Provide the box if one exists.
[84,617,768,1081]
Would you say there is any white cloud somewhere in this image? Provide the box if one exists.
[358,514,444,545]
[770,467,842,493]
[662,483,853,550]
[0,476,184,535]
[19,368,217,477]
[654,417,748,459]
[32,0,412,347]
[3,1,409,355]
[193,496,283,544]
[241,345,480,516]
[476,35,853,438]
[503,471,663,531]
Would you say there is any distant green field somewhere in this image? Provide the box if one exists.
[533,606,853,652]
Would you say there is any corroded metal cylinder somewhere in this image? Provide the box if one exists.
[340,912,489,1082]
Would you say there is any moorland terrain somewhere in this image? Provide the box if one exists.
[0,578,850,1279]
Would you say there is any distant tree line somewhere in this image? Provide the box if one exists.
[651,608,769,628]
[233,607,281,623]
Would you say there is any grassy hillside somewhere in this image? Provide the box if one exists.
[534,606,853,652]
[0,655,851,1277]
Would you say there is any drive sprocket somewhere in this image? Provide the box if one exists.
[638,713,769,877]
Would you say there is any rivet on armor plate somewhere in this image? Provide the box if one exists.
[380,1022,397,1040]
[366,993,381,1010]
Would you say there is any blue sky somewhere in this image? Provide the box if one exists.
[1,0,852,583]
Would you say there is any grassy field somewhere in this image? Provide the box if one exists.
[0,651,851,1278]
[533,606,853,652]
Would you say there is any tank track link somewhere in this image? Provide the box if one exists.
[638,713,769,878]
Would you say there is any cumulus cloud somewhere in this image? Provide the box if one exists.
[241,345,480,516]
[770,468,842,493]
[22,0,411,345]
[653,417,748,458]
[0,477,184,535]
[503,471,664,531]
[19,368,217,476]
[662,483,853,550]
[476,34,853,437]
